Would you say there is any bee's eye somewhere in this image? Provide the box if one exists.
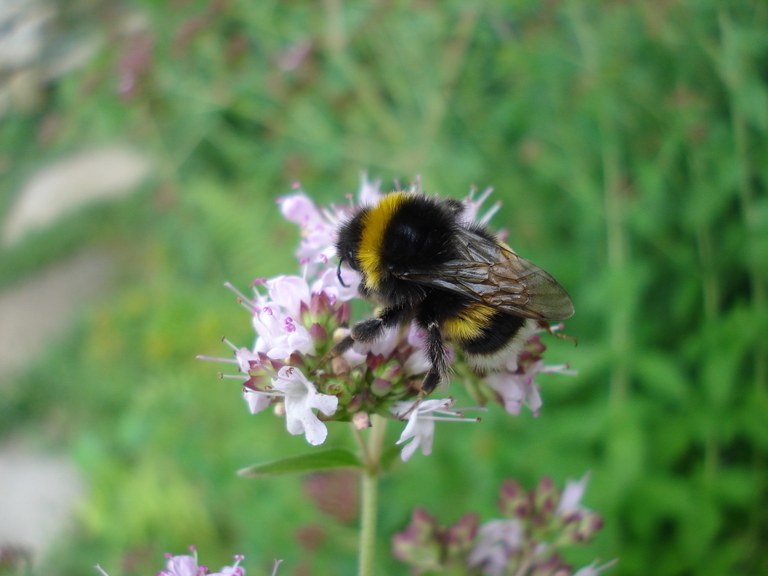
[346,252,358,270]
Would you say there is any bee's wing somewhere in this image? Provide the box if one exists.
[397,229,574,320]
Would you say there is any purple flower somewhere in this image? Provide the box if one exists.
[459,186,500,226]
[311,266,361,303]
[357,172,383,206]
[253,303,315,359]
[277,193,335,264]
[265,275,311,318]
[97,549,252,576]
[159,552,205,576]
[208,554,246,576]
[483,329,576,417]
[467,519,524,576]
[277,191,345,268]
[484,371,544,416]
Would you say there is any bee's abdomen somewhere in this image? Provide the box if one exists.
[444,303,526,355]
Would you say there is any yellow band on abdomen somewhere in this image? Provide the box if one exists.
[442,303,495,342]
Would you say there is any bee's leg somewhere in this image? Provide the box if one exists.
[329,303,412,357]
[395,321,448,420]
[538,320,578,345]
[419,320,448,396]
[329,334,355,357]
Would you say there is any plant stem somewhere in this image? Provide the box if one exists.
[358,414,388,576]
[359,468,379,576]
[512,548,534,576]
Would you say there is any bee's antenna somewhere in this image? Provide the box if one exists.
[337,258,349,287]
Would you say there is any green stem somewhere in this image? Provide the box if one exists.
[358,415,388,576]
[601,117,630,413]
[359,469,379,576]
[512,548,534,576]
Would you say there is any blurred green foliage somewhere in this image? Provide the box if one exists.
[1,0,767,574]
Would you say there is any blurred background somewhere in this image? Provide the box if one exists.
[1,0,767,574]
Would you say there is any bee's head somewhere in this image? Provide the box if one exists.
[335,210,366,287]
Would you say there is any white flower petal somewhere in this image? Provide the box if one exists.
[557,472,591,515]
[164,555,200,576]
[395,419,417,446]
[283,397,308,436]
[272,366,337,445]
[367,325,400,357]
[234,347,260,373]
[279,193,321,224]
[467,519,524,576]
[301,412,329,446]
[244,389,271,414]
[267,275,310,318]
[357,172,382,206]
[311,266,361,303]
[403,350,430,376]
[393,399,451,461]
[484,373,525,415]
[310,393,339,417]
[399,436,420,462]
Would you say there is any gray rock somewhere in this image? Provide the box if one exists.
[0,249,115,383]
[2,146,151,246]
[0,441,85,560]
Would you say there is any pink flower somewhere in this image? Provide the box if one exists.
[467,519,524,576]
[278,193,322,227]
[459,186,500,226]
[311,266,361,303]
[357,172,383,206]
[208,554,246,576]
[483,371,543,416]
[277,193,340,265]
[402,325,433,376]
[252,304,315,359]
[157,549,206,576]
[233,347,261,374]
[265,275,310,318]
[483,331,576,417]
[96,549,251,576]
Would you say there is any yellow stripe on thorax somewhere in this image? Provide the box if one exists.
[442,303,495,342]
[359,192,409,290]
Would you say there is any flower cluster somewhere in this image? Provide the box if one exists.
[199,176,574,459]
[95,547,276,576]
[393,475,614,576]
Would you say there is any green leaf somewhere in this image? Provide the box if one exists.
[633,350,688,404]
[238,449,362,478]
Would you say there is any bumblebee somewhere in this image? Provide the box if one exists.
[334,191,574,395]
